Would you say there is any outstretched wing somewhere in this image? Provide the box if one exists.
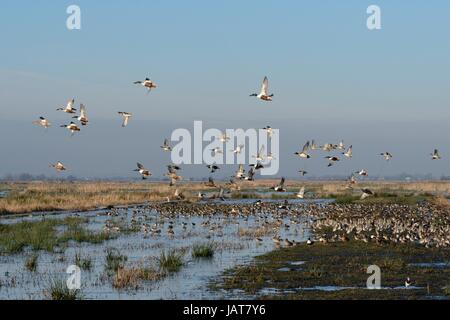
[80,104,86,118]
[302,141,310,152]
[260,76,269,96]
[137,162,145,170]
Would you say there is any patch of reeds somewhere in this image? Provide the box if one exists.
[157,249,184,273]
[192,243,215,259]
[104,248,127,273]
[25,253,39,272]
[44,278,83,300]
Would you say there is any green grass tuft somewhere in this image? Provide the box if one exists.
[158,249,184,273]
[192,243,215,259]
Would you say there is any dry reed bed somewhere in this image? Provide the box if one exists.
[0,180,449,215]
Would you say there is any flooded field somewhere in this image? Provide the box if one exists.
[0,199,331,300]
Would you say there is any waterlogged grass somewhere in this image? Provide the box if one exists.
[213,241,450,299]
[158,250,184,273]
[24,253,39,272]
[44,279,83,300]
[113,266,165,290]
[104,248,127,273]
[74,252,92,271]
[0,217,113,255]
[192,243,215,259]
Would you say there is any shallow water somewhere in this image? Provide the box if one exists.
[0,199,330,300]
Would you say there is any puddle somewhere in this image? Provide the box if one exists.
[408,262,450,269]
[289,261,306,266]
[0,190,10,199]
[0,199,331,300]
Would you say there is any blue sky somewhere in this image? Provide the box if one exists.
[0,1,449,179]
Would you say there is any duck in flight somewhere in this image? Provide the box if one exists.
[235,164,245,179]
[231,144,245,154]
[207,164,220,173]
[355,169,368,177]
[210,147,223,156]
[343,145,353,158]
[431,149,441,160]
[134,163,151,180]
[361,188,374,200]
[161,139,172,152]
[134,78,157,93]
[166,165,182,186]
[60,122,81,136]
[295,141,311,159]
[218,133,231,143]
[325,156,340,167]
[253,145,265,162]
[270,177,286,192]
[296,186,305,199]
[73,104,88,126]
[250,76,274,101]
[57,99,77,114]
[298,170,308,176]
[380,152,393,161]
[33,117,51,129]
[263,126,274,138]
[50,161,67,172]
[118,112,132,127]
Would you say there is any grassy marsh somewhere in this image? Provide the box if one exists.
[0,217,113,255]
[213,241,450,299]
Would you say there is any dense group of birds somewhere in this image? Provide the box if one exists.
[32,76,443,200]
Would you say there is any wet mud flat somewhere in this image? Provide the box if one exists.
[212,201,450,300]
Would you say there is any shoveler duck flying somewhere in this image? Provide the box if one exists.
[134,78,157,93]
[253,145,265,162]
[431,149,441,160]
[263,126,274,138]
[73,104,88,126]
[50,161,67,172]
[296,186,305,199]
[231,144,245,154]
[380,152,393,161]
[356,169,368,176]
[343,145,353,158]
[118,112,132,127]
[361,188,374,200]
[325,156,340,167]
[218,133,230,143]
[60,122,81,136]
[207,164,220,173]
[250,76,274,101]
[57,99,77,114]
[235,164,245,179]
[161,139,172,152]
[295,141,311,159]
[33,117,51,129]
[134,162,151,180]
[271,177,286,192]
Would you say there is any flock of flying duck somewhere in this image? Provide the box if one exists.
[33,76,442,197]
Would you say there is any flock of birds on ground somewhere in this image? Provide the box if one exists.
[95,199,449,289]
[33,76,443,200]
